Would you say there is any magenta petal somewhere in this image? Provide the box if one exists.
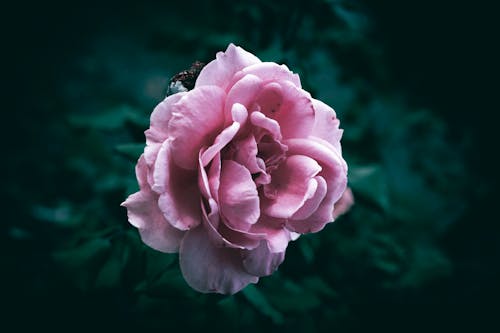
[179,225,258,294]
[311,98,343,153]
[195,44,261,91]
[242,241,285,276]
[168,86,226,169]
[263,155,322,218]
[219,160,260,230]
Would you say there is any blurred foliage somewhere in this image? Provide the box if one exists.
[3,0,495,332]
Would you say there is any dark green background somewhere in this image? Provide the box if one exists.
[2,1,497,332]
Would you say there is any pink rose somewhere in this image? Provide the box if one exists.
[122,44,348,294]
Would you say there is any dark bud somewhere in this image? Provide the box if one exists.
[167,61,206,96]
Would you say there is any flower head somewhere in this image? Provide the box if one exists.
[122,44,349,294]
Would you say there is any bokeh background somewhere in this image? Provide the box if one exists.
[2,0,497,332]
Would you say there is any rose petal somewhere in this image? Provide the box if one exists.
[291,176,328,220]
[152,141,201,231]
[121,156,184,252]
[200,103,248,166]
[242,241,285,276]
[201,198,263,250]
[219,160,260,230]
[283,139,348,233]
[263,155,322,218]
[250,216,292,253]
[225,74,263,124]
[256,81,315,139]
[250,111,282,141]
[179,225,258,294]
[145,92,186,145]
[235,62,301,88]
[311,98,343,153]
[168,86,226,169]
[286,190,338,233]
[195,43,261,91]
[332,187,354,219]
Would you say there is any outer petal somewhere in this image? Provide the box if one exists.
[263,155,322,219]
[234,62,301,88]
[195,43,261,91]
[250,216,292,253]
[153,141,201,231]
[311,98,343,153]
[242,241,285,276]
[168,86,226,169]
[121,156,184,253]
[219,160,260,231]
[179,225,258,294]
[332,187,354,219]
[145,92,186,145]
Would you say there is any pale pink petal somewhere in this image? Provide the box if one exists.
[179,225,258,294]
[224,74,263,124]
[201,122,240,166]
[286,190,338,233]
[263,155,322,218]
[168,86,226,169]
[195,44,261,91]
[255,81,315,139]
[201,198,263,250]
[250,111,282,141]
[242,241,285,276]
[198,149,211,200]
[151,142,201,231]
[121,156,184,252]
[235,62,301,88]
[291,176,328,220]
[285,138,348,189]
[208,152,222,202]
[311,98,343,153]
[219,160,260,230]
[283,138,348,233]
[250,216,292,253]
[145,92,186,145]
[332,187,354,219]
[200,103,248,166]
[230,135,261,174]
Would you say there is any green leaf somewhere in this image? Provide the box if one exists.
[266,280,321,312]
[52,238,111,290]
[349,164,389,210]
[115,143,144,161]
[68,105,148,130]
[242,284,284,325]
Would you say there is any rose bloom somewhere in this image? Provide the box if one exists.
[122,44,349,294]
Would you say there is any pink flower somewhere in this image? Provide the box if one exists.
[122,44,348,294]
